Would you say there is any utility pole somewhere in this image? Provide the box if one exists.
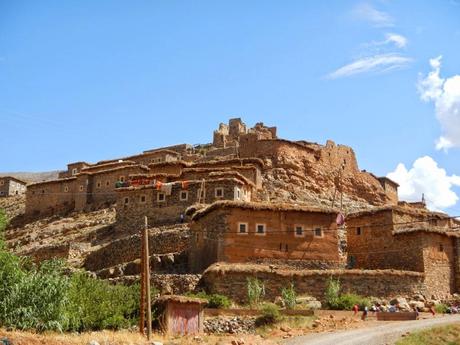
[139,224,145,335]
[143,216,152,340]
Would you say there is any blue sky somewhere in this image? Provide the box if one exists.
[1,1,460,213]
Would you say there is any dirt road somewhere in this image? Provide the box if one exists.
[285,314,460,345]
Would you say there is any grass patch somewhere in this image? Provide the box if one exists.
[396,323,460,345]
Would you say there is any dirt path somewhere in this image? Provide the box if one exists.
[285,314,460,345]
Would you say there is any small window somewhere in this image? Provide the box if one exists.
[314,228,322,237]
[256,224,266,236]
[439,244,444,252]
[180,191,188,201]
[238,223,248,235]
[64,186,69,193]
[235,188,241,200]
[96,181,101,188]
[295,226,304,237]
[356,227,362,235]
[72,168,78,175]
[79,185,84,192]
[124,197,129,205]
[119,176,125,182]
[0,180,4,186]
[106,181,110,186]
[140,195,146,203]
[0,191,4,196]
[215,187,224,198]
[157,192,165,202]
[41,189,45,194]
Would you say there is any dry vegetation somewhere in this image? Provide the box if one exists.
[395,322,460,345]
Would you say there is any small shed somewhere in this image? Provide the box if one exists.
[155,295,207,335]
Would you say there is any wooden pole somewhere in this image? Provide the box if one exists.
[143,216,152,340]
[139,225,145,335]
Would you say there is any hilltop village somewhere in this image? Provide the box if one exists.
[2,118,460,304]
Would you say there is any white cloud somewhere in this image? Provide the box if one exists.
[387,156,460,210]
[384,33,407,48]
[352,3,394,27]
[327,53,412,79]
[417,56,460,151]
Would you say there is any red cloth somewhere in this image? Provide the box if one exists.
[181,181,189,189]
[155,181,163,190]
[336,213,345,226]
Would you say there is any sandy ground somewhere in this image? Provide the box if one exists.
[285,314,460,345]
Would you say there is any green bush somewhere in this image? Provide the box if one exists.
[335,293,370,310]
[324,277,341,309]
[0,209,7,249]
[247,277,265,307]
[434,303,449,314]
[185,291,232,309]
[207,294,232,309]
[281,283,297,310]
[255,303,281,327]
[63,272,140,331]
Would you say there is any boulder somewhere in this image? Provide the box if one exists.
[408,300,425,310]
[390,297,411,311]
[296,296,322,310]
[412,294,426,302]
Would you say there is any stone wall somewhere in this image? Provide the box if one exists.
[189,207,343,273]
[202,263,426,303]
[346,210,425,271]
[0,177,27,197]
[115,178,251,233]
[84,224,190,271]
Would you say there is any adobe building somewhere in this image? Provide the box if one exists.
[188,201,344,273]
[0,176,27,197]
[346,205,460,298]
[115,176,254,233]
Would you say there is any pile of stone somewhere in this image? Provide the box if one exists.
[204,317,255,334]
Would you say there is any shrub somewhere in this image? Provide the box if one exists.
[324,277,341,309]
[64,271,140,331]
[0,209,7,249]
[247,277,265,307]
[0,257,69,331]
[434,303,449,314]
[255,303,281,327]
[207,294,232,309]
[185,291,232,309]
[281,283,297,310]
[335,293,370,310]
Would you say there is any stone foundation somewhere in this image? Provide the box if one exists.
[202,263,426,303]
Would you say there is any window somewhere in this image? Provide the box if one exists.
[0,180,4,186]
[72,168,78,175]
[238,223,248,235]
[295,225,304,237]
[180,191,188,201]
[64,186,69,193]
[79,185,84,192]
[235,188,241,200]
[41,189,45,194]
[106,181,110,187]
[439,244,444,252]
[314,228,323,237]
[215,187,224,198]
[256,224,266,236]
[356,227,362,235]
[119,176,125,182]
[157,192,165,202]
[0,191,4,196]
[124,197,129,205]
[140,195,146,203]
[96,181,101,188]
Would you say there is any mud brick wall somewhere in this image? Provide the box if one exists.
[26,178,77,216]
[84,226,190,271]
[202,264,426,303]
[346,211,425,271]
[422,233,457,298]
[115,179,250,232]
[189,208,343,273]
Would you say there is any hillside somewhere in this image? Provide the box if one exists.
[0,171,60,183]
